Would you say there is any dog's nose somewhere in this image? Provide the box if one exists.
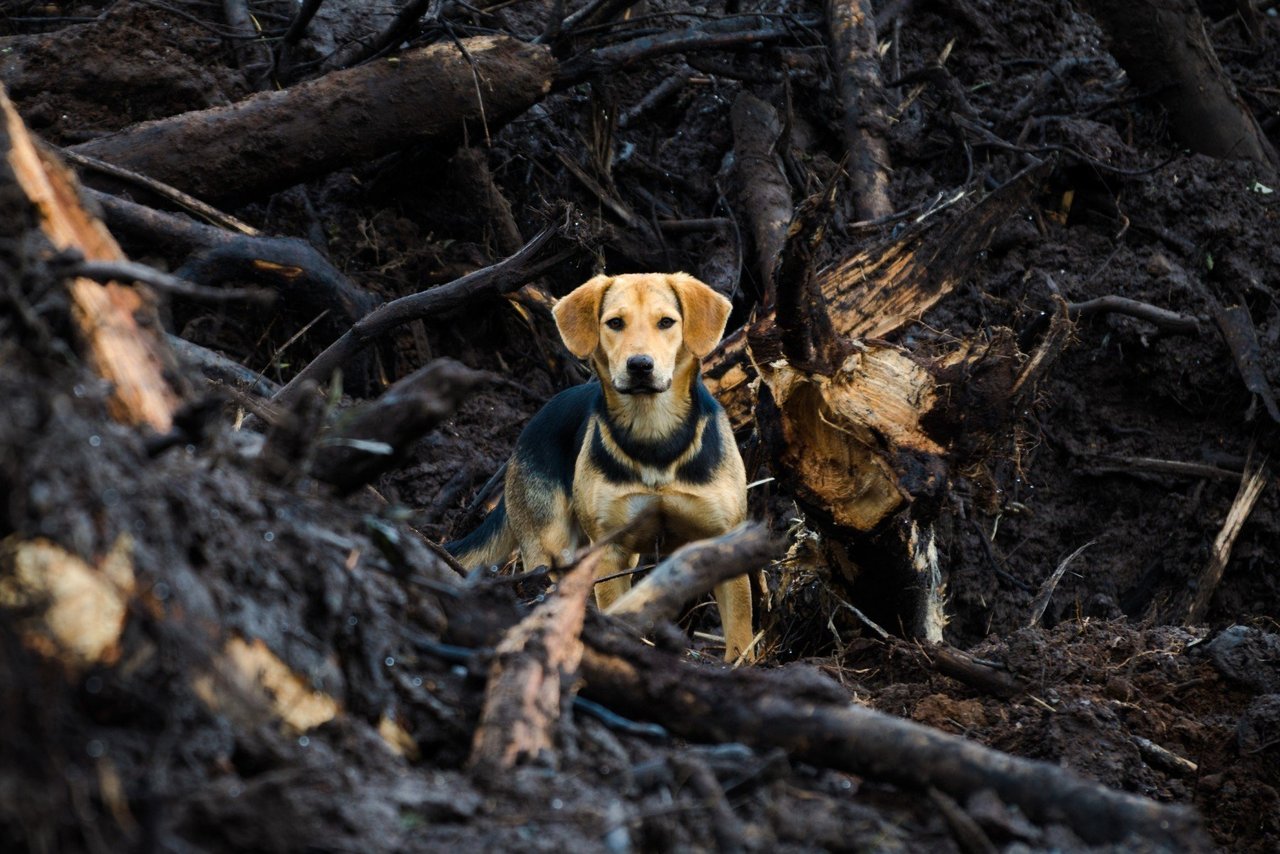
[626,355,654,375]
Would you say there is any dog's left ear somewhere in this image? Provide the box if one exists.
[669,273,732,358]
[554,274,612,358]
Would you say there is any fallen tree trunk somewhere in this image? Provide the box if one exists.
[1078,0,1279,171]
[71,36,556,202]
[579,620,1207,849]
[825,0,893,220]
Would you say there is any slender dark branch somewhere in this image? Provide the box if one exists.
[1068,295,1201,334]
[321,0,444,72]
[271,226,560,407]
[74,259,275,304]
[62,149,258,235]
[281,0,325,48]
[276,0,327,77]
[556,19,808,87]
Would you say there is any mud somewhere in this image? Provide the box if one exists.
[3,0,1279,851]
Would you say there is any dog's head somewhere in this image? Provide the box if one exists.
[553,272,731,395]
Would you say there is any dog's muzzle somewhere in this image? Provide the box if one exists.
[616,354,668,394]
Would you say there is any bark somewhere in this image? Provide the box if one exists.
[1079,0,1279,171]
[468,551,599,777]
[1,84,181,432]
[71,37,556,202]
[825,0,893,220]
[605,524,776,633]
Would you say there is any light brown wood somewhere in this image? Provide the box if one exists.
[2,85,179,431]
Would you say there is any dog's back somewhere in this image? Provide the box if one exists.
[445,383,599,569]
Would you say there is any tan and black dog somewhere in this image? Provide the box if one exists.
[447,272,753,661]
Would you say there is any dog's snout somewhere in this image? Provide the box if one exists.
[626,355,655,375]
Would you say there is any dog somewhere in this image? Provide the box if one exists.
[447,272,753,661]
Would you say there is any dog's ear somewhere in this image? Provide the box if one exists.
[669,273,732,358]
[554,274,611,357]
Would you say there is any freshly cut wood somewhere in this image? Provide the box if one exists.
[705,166,1045,430]
[469,551,600,777]
[1,85,180,431]
[0,536,136,675]
[71,37,556,202]
[755,343,943,531]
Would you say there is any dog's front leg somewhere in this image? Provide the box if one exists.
[714,575,755,663]
[592,543,639,611]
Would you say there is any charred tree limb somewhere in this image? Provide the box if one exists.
[730,92,792,297]
[605,524,776,634]
[825,0,893,220]
[309,359,488,495]
[1,84,181,432]
[166,334,281,397]
[469,550,600,777]
[271,224,562,407]
[578,626,1207,849]
[1077,0,1279,170]
[71,37,556,203]
[71,259,274,305]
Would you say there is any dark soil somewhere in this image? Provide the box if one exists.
[3,0,1280,851]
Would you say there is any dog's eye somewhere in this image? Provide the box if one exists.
[605,317,625,331]
[657,317,676,330]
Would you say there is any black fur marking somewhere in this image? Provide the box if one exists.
[599,375,716,467]
[590,424,640,484]
[675,412,723,484]
[514,382,599,490]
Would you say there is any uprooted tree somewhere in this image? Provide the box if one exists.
[4,0,1278,848]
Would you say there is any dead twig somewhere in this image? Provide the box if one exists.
[1186,451,1269,624]
[58,148,258,235]
[1068,295,1201,334]
[556,17,812,88]
[271,224,564,407]
[321,0,444,72]
[1028,540,1095,628]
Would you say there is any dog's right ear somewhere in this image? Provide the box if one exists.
[553,275,611,358]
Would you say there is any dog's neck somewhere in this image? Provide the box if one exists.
[594,353,702,444]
